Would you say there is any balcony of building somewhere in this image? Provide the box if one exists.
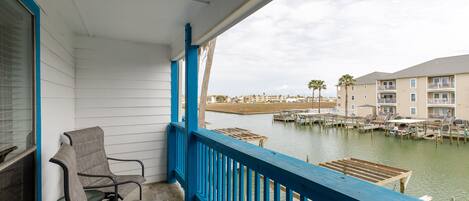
[427,92,456,107]
[427,76,455,91]
[377,80,397,91]
[378,98,397,105]
[428,108,455,119]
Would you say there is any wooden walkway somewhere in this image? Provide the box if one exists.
[213,128,268,147]
[319,158,412,193]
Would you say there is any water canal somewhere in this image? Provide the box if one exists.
[206,112,469,201]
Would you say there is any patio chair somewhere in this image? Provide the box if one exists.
[64,127,145,200]
[49,144,105,201]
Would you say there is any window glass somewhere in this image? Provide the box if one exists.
[0,0,34,162]
[411,107,416,115]
[410,79,416,88]
[411,93,416,102]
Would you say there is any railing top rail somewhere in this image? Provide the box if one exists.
[185,125,418,201]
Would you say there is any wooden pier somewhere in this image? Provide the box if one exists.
[319,158,412,193]
[213,127,268,147]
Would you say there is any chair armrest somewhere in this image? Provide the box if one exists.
[107,157,145,177]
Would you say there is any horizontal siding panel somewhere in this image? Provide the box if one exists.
[75,36,171,188]
[110,158,166,173]
[144,174,166,183]
[76,98,170,108]
[42,63,74,88]
[40,46,74,77]
[76,89,169,99]
[112,166,166,178]
[105,141,166,155]
[76,115,169,127]
[75,61,170,73]
[76,107,170,118]
[40,26,74,65]
[108,149,166,162]
[76,70,170,81]
[104,132,166,145]
[76,79,170,90]
[41,80,74,98]
[100,124,168,136]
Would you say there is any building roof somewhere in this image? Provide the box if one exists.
[388,54,469,79]
[355,72,392,85]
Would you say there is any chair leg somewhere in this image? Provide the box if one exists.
[138,183,143,200]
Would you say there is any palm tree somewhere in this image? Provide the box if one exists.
[314,80,326,113]
[338,74,356,117]
[308,80,317,108]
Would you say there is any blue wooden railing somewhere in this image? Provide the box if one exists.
[167,122,419,201]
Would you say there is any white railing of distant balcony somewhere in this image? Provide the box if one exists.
[428,113,451,119]
[377,85,396,90]
[427,98,455,105]
[428,82,455,89]
[378,98,396,104]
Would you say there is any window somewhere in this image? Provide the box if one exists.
[351,96,355,100]
[410,107,417,115]
[410,79,417,88]
[364,95,367,99]
[351,105,355,109]
[0,0,35,160]
[411,93,416,102]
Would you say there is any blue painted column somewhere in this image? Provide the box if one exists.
[167,60,179,183]
[184,23,199,201]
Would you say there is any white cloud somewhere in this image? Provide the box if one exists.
[206,0,469,96]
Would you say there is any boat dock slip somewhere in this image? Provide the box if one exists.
[213,128,268,147]
[319,158,412,193]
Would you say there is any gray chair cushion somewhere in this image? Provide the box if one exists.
[64,126,145,198]
[50,144,88,201]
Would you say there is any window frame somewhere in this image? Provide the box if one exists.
[410,107,417,116]
[410,93,416,102]
[410,78,417,89]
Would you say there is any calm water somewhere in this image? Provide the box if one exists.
[206,112,469,201]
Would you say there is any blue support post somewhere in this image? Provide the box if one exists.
[184,23,199,201]
[167,60,179,183]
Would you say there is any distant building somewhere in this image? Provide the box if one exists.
[206,95,229,104]
[337,54,469,120]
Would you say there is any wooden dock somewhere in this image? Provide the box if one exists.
[319,158,412,193]
[213,128,268,147]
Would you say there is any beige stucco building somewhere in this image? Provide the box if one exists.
[337,72,390,117]
[337,54,469,120]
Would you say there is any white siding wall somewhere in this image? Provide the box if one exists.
[74,36,171,183]
[36,0,76,200]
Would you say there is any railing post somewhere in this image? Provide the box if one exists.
[167,60,179,184]
[184,23,199,201]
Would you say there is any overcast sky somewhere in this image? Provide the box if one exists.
[205,0,469,97]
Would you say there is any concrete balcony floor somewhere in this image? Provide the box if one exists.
[124,182,184,201]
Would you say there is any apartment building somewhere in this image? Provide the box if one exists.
[337,72,390,116]
[338,54,469,120]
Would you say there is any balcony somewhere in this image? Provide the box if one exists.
[377,85,396,91]
[378,98,397,104]
[427,82,455,91]
[428,113,451,119]
[167,123,419,201]
[427,98,455,106]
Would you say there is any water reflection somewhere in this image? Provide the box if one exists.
[206,112,469,201]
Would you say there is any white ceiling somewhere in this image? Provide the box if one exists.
[46,0,270,58]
